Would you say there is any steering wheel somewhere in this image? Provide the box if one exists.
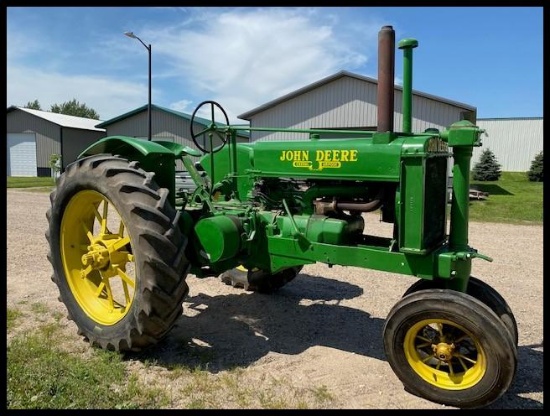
[190,100,230,154]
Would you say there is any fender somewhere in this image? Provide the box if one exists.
[79,136,201,205]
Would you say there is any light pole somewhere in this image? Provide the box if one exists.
[124,31,152,141]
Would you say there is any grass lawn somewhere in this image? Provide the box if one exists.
[7,177,56,188]
[468,172,543,224]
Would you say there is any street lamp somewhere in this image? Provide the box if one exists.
[124,31,152,141]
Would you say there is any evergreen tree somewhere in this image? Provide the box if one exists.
[472,148,502,181]
[527,151,543,182]
[24,99,42,110]
[50,98,100,119]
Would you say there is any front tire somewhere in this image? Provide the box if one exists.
[402,277,518,346]
[383,289,517,408]
[46,154,190,351]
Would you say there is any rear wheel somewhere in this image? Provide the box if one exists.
[403,277,518,346]
[220,265,302,294]
[383,289,517,408]
[46,154,190,351]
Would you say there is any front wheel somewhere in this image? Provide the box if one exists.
[46,154,190,351]
[402,277,518,346]
[383,289,517,408]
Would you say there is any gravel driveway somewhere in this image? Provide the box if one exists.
[7,188,543,409]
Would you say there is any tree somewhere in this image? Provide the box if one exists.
[25,99,42,110]
[527,151,543,182]
[472,148,502,181]
[50,98,100,120]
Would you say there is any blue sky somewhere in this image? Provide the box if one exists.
[7,7,543,124]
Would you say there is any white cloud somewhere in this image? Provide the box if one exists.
[169,99,193,113]
[7,7,387,123]
[7,65,148,120]
[144,8,383,121]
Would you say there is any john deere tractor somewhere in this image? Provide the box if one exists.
[46,26,517,408]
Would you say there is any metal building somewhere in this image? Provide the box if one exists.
[475,117,543,172]
[238,70,477,142]
[6,106,106,176]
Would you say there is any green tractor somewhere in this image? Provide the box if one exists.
[46,26,517,408]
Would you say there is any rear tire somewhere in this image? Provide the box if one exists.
[46,154,190,351]
[383,289,517,408]
[403,277,518,346]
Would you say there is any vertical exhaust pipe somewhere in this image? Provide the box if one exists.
[377,25,395,133]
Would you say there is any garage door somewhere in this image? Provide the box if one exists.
[7,133,37,176]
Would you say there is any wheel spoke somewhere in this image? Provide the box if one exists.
[94,281,106,298]
[457,356,469,371]
[81,264,93,279]
[118,221,125,237]
[101,200,109,234]
[436,322,444,337]
[416,335,432,343]
[103,279,115,311]
[456,353,477,364]
[92,204,102,223]
[112,236,131,252]
[422,354,434,363]
[116,267,135,289]
[81,221,94,243]
[448,361,455,376]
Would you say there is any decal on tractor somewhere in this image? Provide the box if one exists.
[279,149,358,171]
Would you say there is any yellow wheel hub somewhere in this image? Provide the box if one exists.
[61,190,136,325]
[404,319,486,390]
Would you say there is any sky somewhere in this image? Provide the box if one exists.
[6,7,543,124]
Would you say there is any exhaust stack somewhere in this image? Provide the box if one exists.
[377,25,395,133]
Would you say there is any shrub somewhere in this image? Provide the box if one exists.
[472,148,502,181]
[527,151,543,182]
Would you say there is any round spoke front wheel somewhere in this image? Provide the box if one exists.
[383,289,517,408]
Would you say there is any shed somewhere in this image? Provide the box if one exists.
[237,70,476,142]
[475,117,543,172]
[238,71,476,141]
[6,106,106,176]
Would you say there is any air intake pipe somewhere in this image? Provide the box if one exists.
[398,37,418,134]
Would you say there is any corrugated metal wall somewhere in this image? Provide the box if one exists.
[247,77,472,141]
[62,128,106,168]
[474,118,543,172]
[7,110,61,170]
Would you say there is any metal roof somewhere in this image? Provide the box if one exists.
[7,106,105,131]
[97,104,222,128]
[237,70,476,120]
[96,103,250,139]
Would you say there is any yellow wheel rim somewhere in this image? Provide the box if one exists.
[404,319,486,390]
[60,190,136,325]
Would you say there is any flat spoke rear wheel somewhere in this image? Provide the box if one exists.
[46,154,190,351]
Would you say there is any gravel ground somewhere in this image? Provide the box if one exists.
[7,188,543,409]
